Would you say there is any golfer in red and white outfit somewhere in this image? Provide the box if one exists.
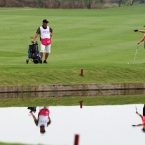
[30,106,51,134]
[31,19,54,64]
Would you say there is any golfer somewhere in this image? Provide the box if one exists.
[134,29,145,45]
[29,106,51,134]
[31,19,54,64]
[132,104,145,132]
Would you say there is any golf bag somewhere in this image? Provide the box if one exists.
[27,107,36,113]
[26,42,41,64]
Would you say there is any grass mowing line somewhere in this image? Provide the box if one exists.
[0,95,145,106]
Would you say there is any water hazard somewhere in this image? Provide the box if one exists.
[0,105,144,145]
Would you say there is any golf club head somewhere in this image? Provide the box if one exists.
[134,29,138,32]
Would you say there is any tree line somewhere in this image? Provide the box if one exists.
[0,0,144,9]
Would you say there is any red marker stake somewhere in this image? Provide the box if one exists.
[80,69,84,76]
[74,134,79,145]
[79,101,83,108]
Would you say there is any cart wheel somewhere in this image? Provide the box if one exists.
[26,59,29,64]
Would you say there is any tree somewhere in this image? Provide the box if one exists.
[85,0,94,9]
[118,0,124,6]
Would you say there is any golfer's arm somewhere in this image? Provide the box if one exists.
[32,33,38,41]
[138,30,145,33]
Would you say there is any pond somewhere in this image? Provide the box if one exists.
[0,105,144,145]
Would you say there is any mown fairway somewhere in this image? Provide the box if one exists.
[0,6,145,86]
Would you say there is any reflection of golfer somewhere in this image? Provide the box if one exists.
[30,106,51,134]
[132,104,145,132]
[134,30,145,45]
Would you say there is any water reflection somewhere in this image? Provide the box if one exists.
[0,105,145,145]
[28,107,51,134]
[0,89,145,97]
[132,104,145,132]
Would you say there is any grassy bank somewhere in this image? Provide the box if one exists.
[0,6,145,86]
[0,143,30,145]
[0,143,43,145]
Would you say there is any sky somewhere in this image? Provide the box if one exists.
[0,105,145,145]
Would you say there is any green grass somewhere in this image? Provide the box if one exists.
[0,6,145,86]
[0,95,145,106]
[0,143,27,145]
[0,143,42,145]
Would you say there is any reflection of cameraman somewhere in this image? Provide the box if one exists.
[29,106,51,134]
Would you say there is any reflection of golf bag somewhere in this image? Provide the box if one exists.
[27,107,36,113]
[26,42,41,64]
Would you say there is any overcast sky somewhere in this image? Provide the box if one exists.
[0,105,145,145]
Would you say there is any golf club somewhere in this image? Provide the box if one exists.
[133,45,139,64]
